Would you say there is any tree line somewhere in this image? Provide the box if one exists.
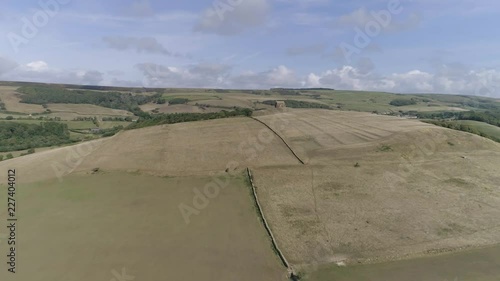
[417,110,500,127]
[0,121,73,152]
[126,108,253,130]
[261,100,331,109]
[389,98,418,106]
[17,86,161,116]
[423,120,500,143]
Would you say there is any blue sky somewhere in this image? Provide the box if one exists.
[0,0,499,97]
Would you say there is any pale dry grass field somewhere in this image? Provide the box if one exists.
[0,172,287,281]
[0,117,299,183]
[0,86,44,113]
[47,103,133,117]
[250,109,500,273]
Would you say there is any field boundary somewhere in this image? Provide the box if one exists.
[250,116,305,164]
[246,168,297,279]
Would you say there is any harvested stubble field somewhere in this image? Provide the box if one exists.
[251,109,500,277]
[47,103,133,118]
[1,109,499,280]
[0,86,45,114]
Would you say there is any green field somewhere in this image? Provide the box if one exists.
[454,120,500,140]
[307,245,500,281]
[0,172,287,281]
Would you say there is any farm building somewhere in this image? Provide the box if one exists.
[275,101,286,108]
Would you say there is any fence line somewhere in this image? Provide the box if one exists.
[246,168,297,278]
[250,116,305,165]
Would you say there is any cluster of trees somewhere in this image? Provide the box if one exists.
[0,122,72,152]
[127,108,253,130]
[156,98,167,104]
[0,153,14,161]
[20,148,35,156]
[74,117,97,121]
[0,99,5,110]
[271,88,334,91]
[423,120,480,134]
[389,98,418,106]
[458,110,500,127]
[72,116,99,126]
[17,86,160,116]
[460,100,500,110]
[6,116,62,121]
[101,126,124,137]
[262,100,330,109]
[196,103,238,110]
[168,98,189,105]
[284,100,331,109]
[64,84,164,93]
[417,110,500,127]
[214,89,232,93]
[101,116,133,122]
[270,89,301,96]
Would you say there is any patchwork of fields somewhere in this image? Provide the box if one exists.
[1,83,500,280]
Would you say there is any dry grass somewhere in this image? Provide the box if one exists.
[0,117,299,183]
[250,109,500,271]
[47,103,133,117]
[0,86,44,113]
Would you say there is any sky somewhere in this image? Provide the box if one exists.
[0,0,499,97]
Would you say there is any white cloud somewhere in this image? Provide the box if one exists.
[26,61,49,72]
[136,62,232,88]
[1,60,104,86]
[231,65,302,88]
[2,57,500,98]
[307,65,500,97]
